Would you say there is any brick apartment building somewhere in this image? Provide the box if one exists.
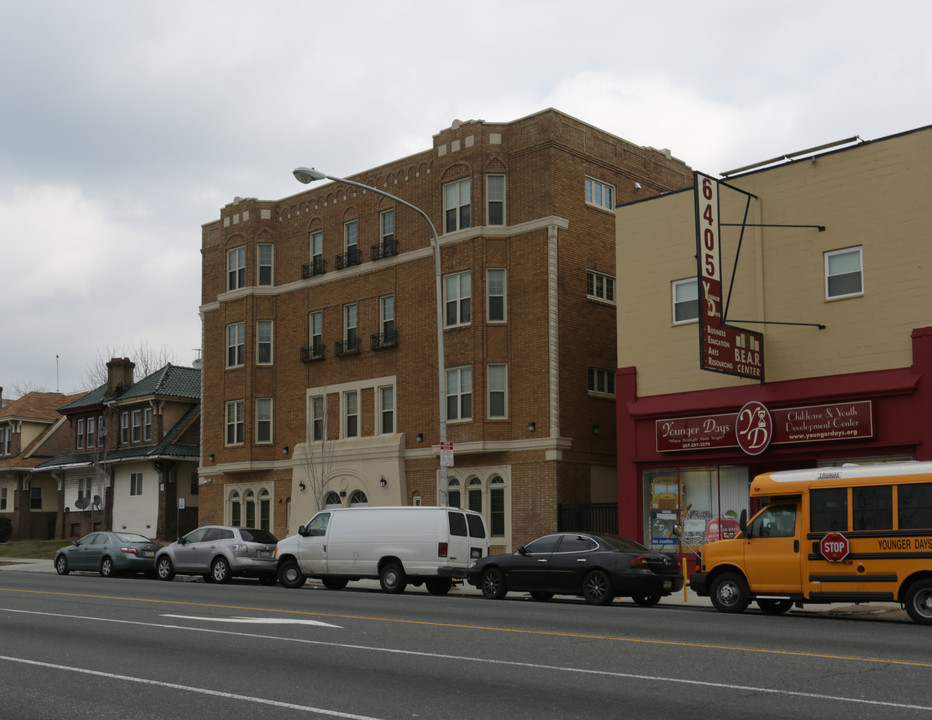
[199,108,692,552]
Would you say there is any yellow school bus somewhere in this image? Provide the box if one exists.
[688,461,932,623]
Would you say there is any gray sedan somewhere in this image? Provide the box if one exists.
[54,531,159,577]
[155,525,278,584]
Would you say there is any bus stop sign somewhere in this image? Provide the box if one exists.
[820,532,849,562]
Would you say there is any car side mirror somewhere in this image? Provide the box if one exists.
[739,509,750,537]
[72,540,79,547]
[517,546,528,555]
[298,525,308,537]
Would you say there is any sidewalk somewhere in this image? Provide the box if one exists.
[0,559,908,621]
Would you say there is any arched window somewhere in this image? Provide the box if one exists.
[349,490,368,506]
[448,477,461,508]
[230,490,241,527]
[324,491,342,507]
[468,477,482,513]
[259,489,271,531]
[244,489,256,527]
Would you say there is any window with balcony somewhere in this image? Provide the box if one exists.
[373,209,396,259]
[338,220,360,269]
[338,303,359,355]
[373,295,396,349]
[304,230,325,278]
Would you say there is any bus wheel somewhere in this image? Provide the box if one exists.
[904,579,932,624]
[710,572,750,613]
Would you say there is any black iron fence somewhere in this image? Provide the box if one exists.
[557,502,618,535]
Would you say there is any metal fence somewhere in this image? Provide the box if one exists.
[557,502,619,535]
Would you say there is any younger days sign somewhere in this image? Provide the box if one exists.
[656,400,874,454]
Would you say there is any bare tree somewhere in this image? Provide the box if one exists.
[298,393,335,516]
[7,381,49,398]
[82,343,177,389]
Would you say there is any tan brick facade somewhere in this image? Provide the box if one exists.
[200,109,692,550]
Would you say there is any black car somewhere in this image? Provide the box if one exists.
[466,532,683,606]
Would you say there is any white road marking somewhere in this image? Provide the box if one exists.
[2,607,930,714]
[162,613,340,628]
[0,654,382,719]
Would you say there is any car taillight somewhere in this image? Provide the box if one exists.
[232,543,248,553]
[120,547,139,556]
[438,542,448,558]
[629,555,649,569]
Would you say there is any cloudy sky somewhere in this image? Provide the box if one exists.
[3,0,930,395]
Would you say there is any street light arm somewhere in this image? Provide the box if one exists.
[292,166,449,506]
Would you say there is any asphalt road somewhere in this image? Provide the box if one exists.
[0,570,928,720]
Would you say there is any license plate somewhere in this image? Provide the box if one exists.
[258,550,271,558]
[143,551,154,558]
[663,580,672,589]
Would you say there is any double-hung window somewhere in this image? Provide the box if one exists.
[343,303,358,353]
[380,209,396,256]
[380,295,395,345]
[143,408,152,442]
[120,412,129,444]
[587,270,615,304]
[487,269,506,322]
[488,364,507,419]
[309,311,323,358]
[130,473,143,496]
[257,320,273,364]
[227,246,246,291]
[344,391,359,438]
[447,367,473,422]
[673,278,699,323]
[444,271,471,327]
[227,322,245,367]
[585,176,615,210]
[344,220,359,266]
[443,179,471,233]
[311,395,325,442]
[379,386,395,434]
[76,419,84,449]
[225,400,244,445]
[309,230,324,276]
[256,398,273,443]
[0,487,6,510]
[86,416,95,448]
[30,486,42,510]
[258,243,273,286]
[131,410,141,443]
[487,175,505,225]
[825,247,863,299]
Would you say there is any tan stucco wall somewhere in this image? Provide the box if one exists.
[617,128,932,397]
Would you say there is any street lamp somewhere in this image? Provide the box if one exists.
[293,167,449,506]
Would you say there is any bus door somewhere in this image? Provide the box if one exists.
[743,503,803,594]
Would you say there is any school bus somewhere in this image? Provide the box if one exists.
[688,461,932,624]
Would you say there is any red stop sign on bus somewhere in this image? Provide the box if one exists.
[820,532,849,562]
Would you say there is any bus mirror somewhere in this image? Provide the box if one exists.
[739,509,748,535]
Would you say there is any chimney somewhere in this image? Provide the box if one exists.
[106,357,135,397]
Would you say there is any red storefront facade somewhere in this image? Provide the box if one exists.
[617,326,932,552]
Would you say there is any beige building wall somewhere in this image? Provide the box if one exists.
[617,127,932,397]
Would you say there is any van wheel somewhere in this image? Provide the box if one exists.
[322,577,348,590]
[904,579,932,624]
[278,560,306,589]
[710,572,749,613]
[757,599,793,615]
[426,578,453,596]
[379,562,407,594]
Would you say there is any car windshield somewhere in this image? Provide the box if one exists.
[240,528,278,544]
[114,533,151,543]
[597,534,650,553]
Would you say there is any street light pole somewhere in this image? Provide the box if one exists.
[293,167,449,506]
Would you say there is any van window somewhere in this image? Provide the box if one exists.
[749,504,796,538]
[899,482,932,529]
[810,488,847,532]
[306,512,330,537]
[449,512,468,537]
[466,513,486,539]
[853,485,892,531]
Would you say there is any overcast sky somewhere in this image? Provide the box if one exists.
[3,0,930,396]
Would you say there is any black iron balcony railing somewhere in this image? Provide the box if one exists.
[371,239,398,261]
[335,246,361,270]
[335,337,360,356]
[300,343,325,362]
[371,330,398,350]
[302,257,326,279]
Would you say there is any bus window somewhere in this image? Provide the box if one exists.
[899,482,932,529]
[810,488,847,532]
[853,485,892,531]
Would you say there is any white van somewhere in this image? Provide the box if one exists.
[275,506,490,595]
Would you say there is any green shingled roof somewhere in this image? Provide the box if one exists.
[57,364,200,413]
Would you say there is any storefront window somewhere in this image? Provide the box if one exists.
[642,466,749,551]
